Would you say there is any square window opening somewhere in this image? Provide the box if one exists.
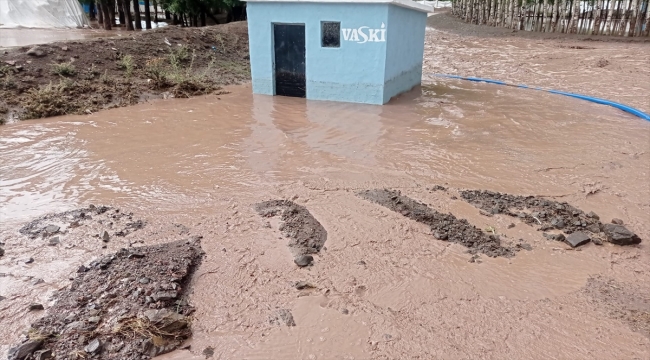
[321,21,340,48]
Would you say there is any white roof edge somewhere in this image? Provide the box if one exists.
[243,0,433,13]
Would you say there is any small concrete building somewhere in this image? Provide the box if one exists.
[245,0,431,105]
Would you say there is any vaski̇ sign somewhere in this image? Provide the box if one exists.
[341,23,386,44]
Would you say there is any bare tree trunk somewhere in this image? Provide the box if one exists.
[604,0,616,34]
[100,1,112,29]
[117,0,125,25]
[143,0,152,29]
[551,0,560,31]
[568,0,579,33]
[619,0,630,35]
[627,0,639,35]
[123,0,134,30]
[509,0,517,27]
[641,2,650,36]
[97,1,104,25]
[110,1,117,26]
[134,0,142,29]
[591,0,603,34]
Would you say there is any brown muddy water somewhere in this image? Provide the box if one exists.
[1,81,649,359]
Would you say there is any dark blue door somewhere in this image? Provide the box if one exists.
[273,24,306,98]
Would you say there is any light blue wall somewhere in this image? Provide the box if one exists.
[247,1,426,105]
[383,5,427,103]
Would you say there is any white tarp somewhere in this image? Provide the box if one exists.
[0,0,89,28]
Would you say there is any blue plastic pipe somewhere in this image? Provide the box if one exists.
[428,73,650,121]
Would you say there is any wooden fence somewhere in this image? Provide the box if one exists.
[451,0,650,36]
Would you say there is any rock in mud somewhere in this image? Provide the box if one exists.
[48,236,60,246]
[33,349,52,360]
[294,281,315,290]
[611,218,624,225]
[7,339,43,360]
[592,237,604,245]
[565,232,591,248]
[45,225,60,234]
[0,247,4,256]
[29,303,44,311]
[255,200,327,256]
[84,338,102,354]
[586,211,600,220]
[602,224,641,245]
[10,239,204,360]
[294,255,314,267]
[358,189,515,257]
[100,230,110,242]
[270,309,296,327]
[26,46,46,57]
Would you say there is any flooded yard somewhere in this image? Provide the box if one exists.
[1,79,649,359]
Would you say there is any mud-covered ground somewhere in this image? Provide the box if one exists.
[0,21,249,123]
[424,10,650,113]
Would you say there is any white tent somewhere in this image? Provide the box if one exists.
[0,0,89,28]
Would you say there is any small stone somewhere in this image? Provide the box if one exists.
[48,237,60,246]
[87,316,101,323]
[294,255,313,267]
[592,238,603,246]
[34,349,52,360]
[0,247,4,256]
[45,225,60,234]
[356,260,366,266]
[507,223,515,229]
[294,281,315,290]
[516,243,533,251]
[611,218,624,225]
[202,347,215,358]
[152,291,177,302]
[587,224,601,233]
[61,46,69,51]
[551,218,565,229]
[32,278,44,285]
[84,338,102,354]
[270,309,296,327]
[565,232,591,248]
[77,265,88,273]
[341,308,349,315]
[26,46,46,57]
[7,339,43,360]
[586,211,599,220]
[100,230,110,242]
[29,303,44,311]
[138,277,150,284]
[602,224,641,245]
[24,257,34,264]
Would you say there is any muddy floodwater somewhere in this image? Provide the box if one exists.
[1,81,649,358]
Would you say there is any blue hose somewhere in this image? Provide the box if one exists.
[429,73,650,121]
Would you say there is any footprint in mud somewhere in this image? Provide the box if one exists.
[357,189,516,258]
[254,200,328,260]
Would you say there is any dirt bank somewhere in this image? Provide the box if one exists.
[425,10,650,113]
[6,207,204,360]
[0,22,249,124]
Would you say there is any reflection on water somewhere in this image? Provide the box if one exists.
[1,81,648,225]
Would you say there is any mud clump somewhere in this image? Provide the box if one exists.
[255,200,327,257]
[358,189,515,258]
[460,190,642,247]
[8,239,204,360]
[19,205,146,242]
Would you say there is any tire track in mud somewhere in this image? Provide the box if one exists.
[357,189,516,258]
